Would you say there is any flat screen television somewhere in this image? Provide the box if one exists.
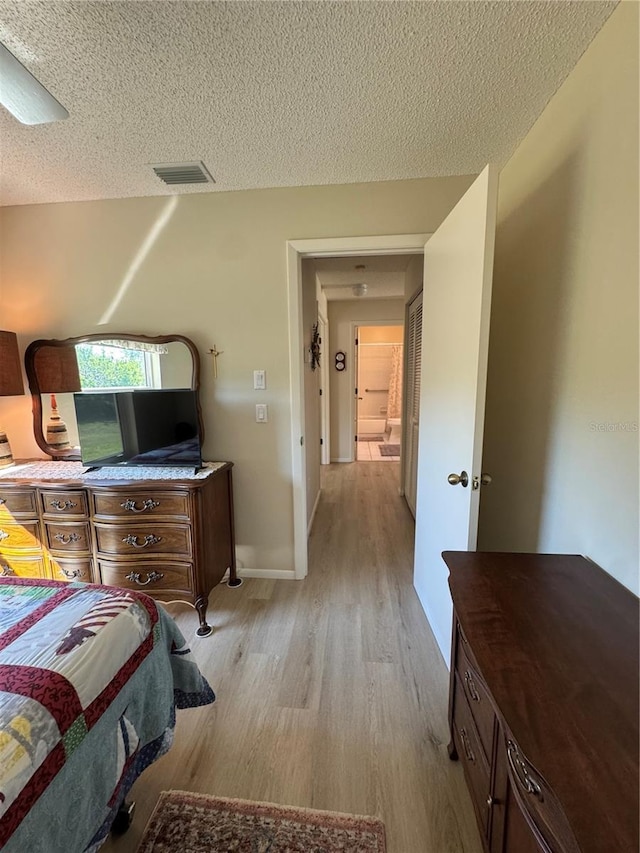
[73,389,202,470]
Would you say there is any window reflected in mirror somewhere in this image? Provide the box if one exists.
[25,335,200,460]
[75,341,168,390]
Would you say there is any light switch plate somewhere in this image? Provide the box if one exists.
[256,403,268,423]
[253,369,266,390]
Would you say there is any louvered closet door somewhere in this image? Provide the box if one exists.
[404,291,423,517]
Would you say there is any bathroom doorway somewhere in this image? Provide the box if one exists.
[355,324,404,462]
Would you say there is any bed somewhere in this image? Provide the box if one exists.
[0,576,215,853]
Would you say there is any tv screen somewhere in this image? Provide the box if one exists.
[74,389,202,469]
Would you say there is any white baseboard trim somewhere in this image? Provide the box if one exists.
[222,567,297,581]
[307,489,321,536]
[331,457,353,463]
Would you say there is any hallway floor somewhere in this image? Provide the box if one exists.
[104,463,482,853]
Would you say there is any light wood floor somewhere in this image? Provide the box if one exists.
[104,462,482,853]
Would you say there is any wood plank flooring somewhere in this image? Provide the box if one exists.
[103,462,482,853]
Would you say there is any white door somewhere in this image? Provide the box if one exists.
[403,291,423,517]
[413,164,499,661]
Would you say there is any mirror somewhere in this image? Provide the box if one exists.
[25,333,202,461]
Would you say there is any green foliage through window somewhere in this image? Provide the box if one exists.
[76,344,147,389]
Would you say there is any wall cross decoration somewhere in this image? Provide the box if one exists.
[208,345,224,379]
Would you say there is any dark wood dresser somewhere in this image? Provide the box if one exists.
[444,551,639,853]
[0,460,238,636]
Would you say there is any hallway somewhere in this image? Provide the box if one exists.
[105,462,482,853]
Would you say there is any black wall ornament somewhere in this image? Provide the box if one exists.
[310,322,321,371]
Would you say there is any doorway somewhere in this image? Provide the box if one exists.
[287,165,499,667]
[355,324,404,462]
[287,233,431,579]
[286,234,429,579]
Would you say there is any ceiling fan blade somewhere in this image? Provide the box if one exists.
[0,42,68,125]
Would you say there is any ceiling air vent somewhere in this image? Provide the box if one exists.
[151,161,214,186]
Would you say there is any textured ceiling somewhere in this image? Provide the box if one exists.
[0,1,616,207]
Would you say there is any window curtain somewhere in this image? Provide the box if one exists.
[102,340,169,355]
[387,344,403,419]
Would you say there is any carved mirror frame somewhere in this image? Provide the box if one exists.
[24,333,202,461]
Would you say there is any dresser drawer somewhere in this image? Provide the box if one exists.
[452,672,491,836]
[40,489,89,518]
[97,559,194,595]
[0,489,38,518]
[503,733,580,853]
[91,490,190,520]
[0,553,48,579]
[0,520,42,552]
[94,522,192,557]
[502,779,551,853]
[44,521,92,554]
[456,627,496,763]
[49,555,94,583]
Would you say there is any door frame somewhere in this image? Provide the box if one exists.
[317,309,330,465]
[287,234,429,579]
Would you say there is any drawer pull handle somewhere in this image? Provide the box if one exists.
[50,500,77,512]
[120,499,160,513]
[507,740,543,800]
[54,532,82,545]
[125,570,164,586]
[460,727,476,764]
[0,565,15,576]
[61,567,85,579]
[0,530,9,542]
[122,534,162,548]
[464,670,481,702]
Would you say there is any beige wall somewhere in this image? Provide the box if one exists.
[0,175,472,574]
[328,300,405,460]
[480,2,639,593]
[404,254,423,303]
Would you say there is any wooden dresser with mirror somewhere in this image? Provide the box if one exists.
[444,550,638,853]
[0,333,238,637]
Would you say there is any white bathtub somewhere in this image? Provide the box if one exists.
[357,417,386,435]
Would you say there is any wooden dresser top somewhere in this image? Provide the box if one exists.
[444,551,639,853]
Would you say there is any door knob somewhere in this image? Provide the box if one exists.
[472,472,493,490]
[447,471,469,488]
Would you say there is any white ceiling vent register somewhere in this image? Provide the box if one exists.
[151,162,215,186]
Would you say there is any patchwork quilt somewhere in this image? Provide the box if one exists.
[0,577,215,853]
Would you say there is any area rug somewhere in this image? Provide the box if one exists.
[358,435,384,442]
[378,445,400,457]
[136,790,387,853]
